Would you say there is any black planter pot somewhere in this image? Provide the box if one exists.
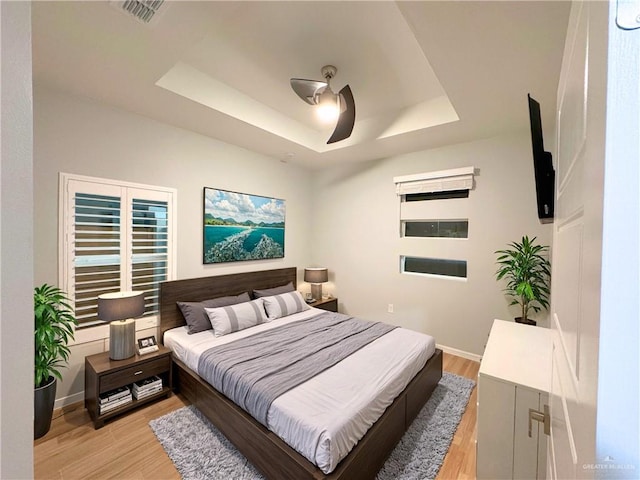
[515,316,537,326]
[34,376,56,439]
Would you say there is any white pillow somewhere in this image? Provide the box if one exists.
[262,291,310,320]
[205,298,267,337]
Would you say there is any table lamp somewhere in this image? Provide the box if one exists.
[304,267,329,301]
[98,291,145,360]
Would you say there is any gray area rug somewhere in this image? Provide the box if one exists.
[150,372,475,480]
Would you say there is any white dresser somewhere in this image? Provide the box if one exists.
[477,319,552,480]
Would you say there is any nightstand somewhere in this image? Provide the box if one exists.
[84,346,173,428]
[309,297,338,312]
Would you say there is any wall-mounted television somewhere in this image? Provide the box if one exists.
[527,94,555,222]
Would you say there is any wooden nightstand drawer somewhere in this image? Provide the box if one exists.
[101,355,171,392]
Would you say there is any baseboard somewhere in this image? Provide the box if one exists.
[51,399,85,421]
[54,391,84,410]
[436,343,482,363]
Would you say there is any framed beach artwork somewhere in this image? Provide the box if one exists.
[203,187,285,264]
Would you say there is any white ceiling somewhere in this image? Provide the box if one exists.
[32,1,571,170]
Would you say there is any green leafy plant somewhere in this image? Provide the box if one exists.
[34,284,78,388]
[495,236,551,324]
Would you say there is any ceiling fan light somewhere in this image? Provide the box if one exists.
[316,90,340,123]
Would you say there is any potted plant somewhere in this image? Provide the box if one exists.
[34,284,77,439]
[495,236,551,326]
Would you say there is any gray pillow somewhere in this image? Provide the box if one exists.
[253,282,295,298]
[177,292,251,334]
[205,298,267,337]
[262,291,310,320]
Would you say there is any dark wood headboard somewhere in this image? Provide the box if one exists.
[159,267,297,343]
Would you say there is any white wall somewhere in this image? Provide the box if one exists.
[311,133,552,357]
[0,2,34,478]
[34,86,313,406]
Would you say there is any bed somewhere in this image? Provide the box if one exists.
[160,267,443,480]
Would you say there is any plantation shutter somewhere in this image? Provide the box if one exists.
[131,195,169,317]
[72,191,123,327]
[62,176,175,329]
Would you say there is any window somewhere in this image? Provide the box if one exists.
[61,174,176,328]
[394,167,473,279]
[401,256,467,279]
[404,220,469,238]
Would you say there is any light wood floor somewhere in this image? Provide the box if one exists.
[34,352,479,479]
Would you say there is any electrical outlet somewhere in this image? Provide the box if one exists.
[387,304,394,313]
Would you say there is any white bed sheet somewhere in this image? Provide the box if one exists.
[164,307,436,474]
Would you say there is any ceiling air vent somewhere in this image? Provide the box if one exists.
[111,0,167,25]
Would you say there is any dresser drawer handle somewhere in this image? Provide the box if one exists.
[134,370,143,376]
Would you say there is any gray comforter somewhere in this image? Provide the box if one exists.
[197,311,396,426]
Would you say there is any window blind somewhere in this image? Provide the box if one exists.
[394,166,475,196]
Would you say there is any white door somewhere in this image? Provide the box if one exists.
[549,1,640,479]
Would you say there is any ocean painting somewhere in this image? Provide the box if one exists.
[203,187,285,264]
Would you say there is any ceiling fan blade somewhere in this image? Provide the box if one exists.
[290,78,327,105]
[327,85,355,144]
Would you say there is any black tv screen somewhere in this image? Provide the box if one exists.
[527,94,555,222]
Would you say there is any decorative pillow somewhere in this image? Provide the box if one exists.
[262,291,310,320]
[205,298,267,337]
[177,292,251,334]
[253,282,295,298]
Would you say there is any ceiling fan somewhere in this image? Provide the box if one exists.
[290,65,356,144]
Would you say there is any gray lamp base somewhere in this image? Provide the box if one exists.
[311,283,323,301]
[110,319,136,360]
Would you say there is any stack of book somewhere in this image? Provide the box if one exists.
[133,375,163,400]
[99,386,132,414]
